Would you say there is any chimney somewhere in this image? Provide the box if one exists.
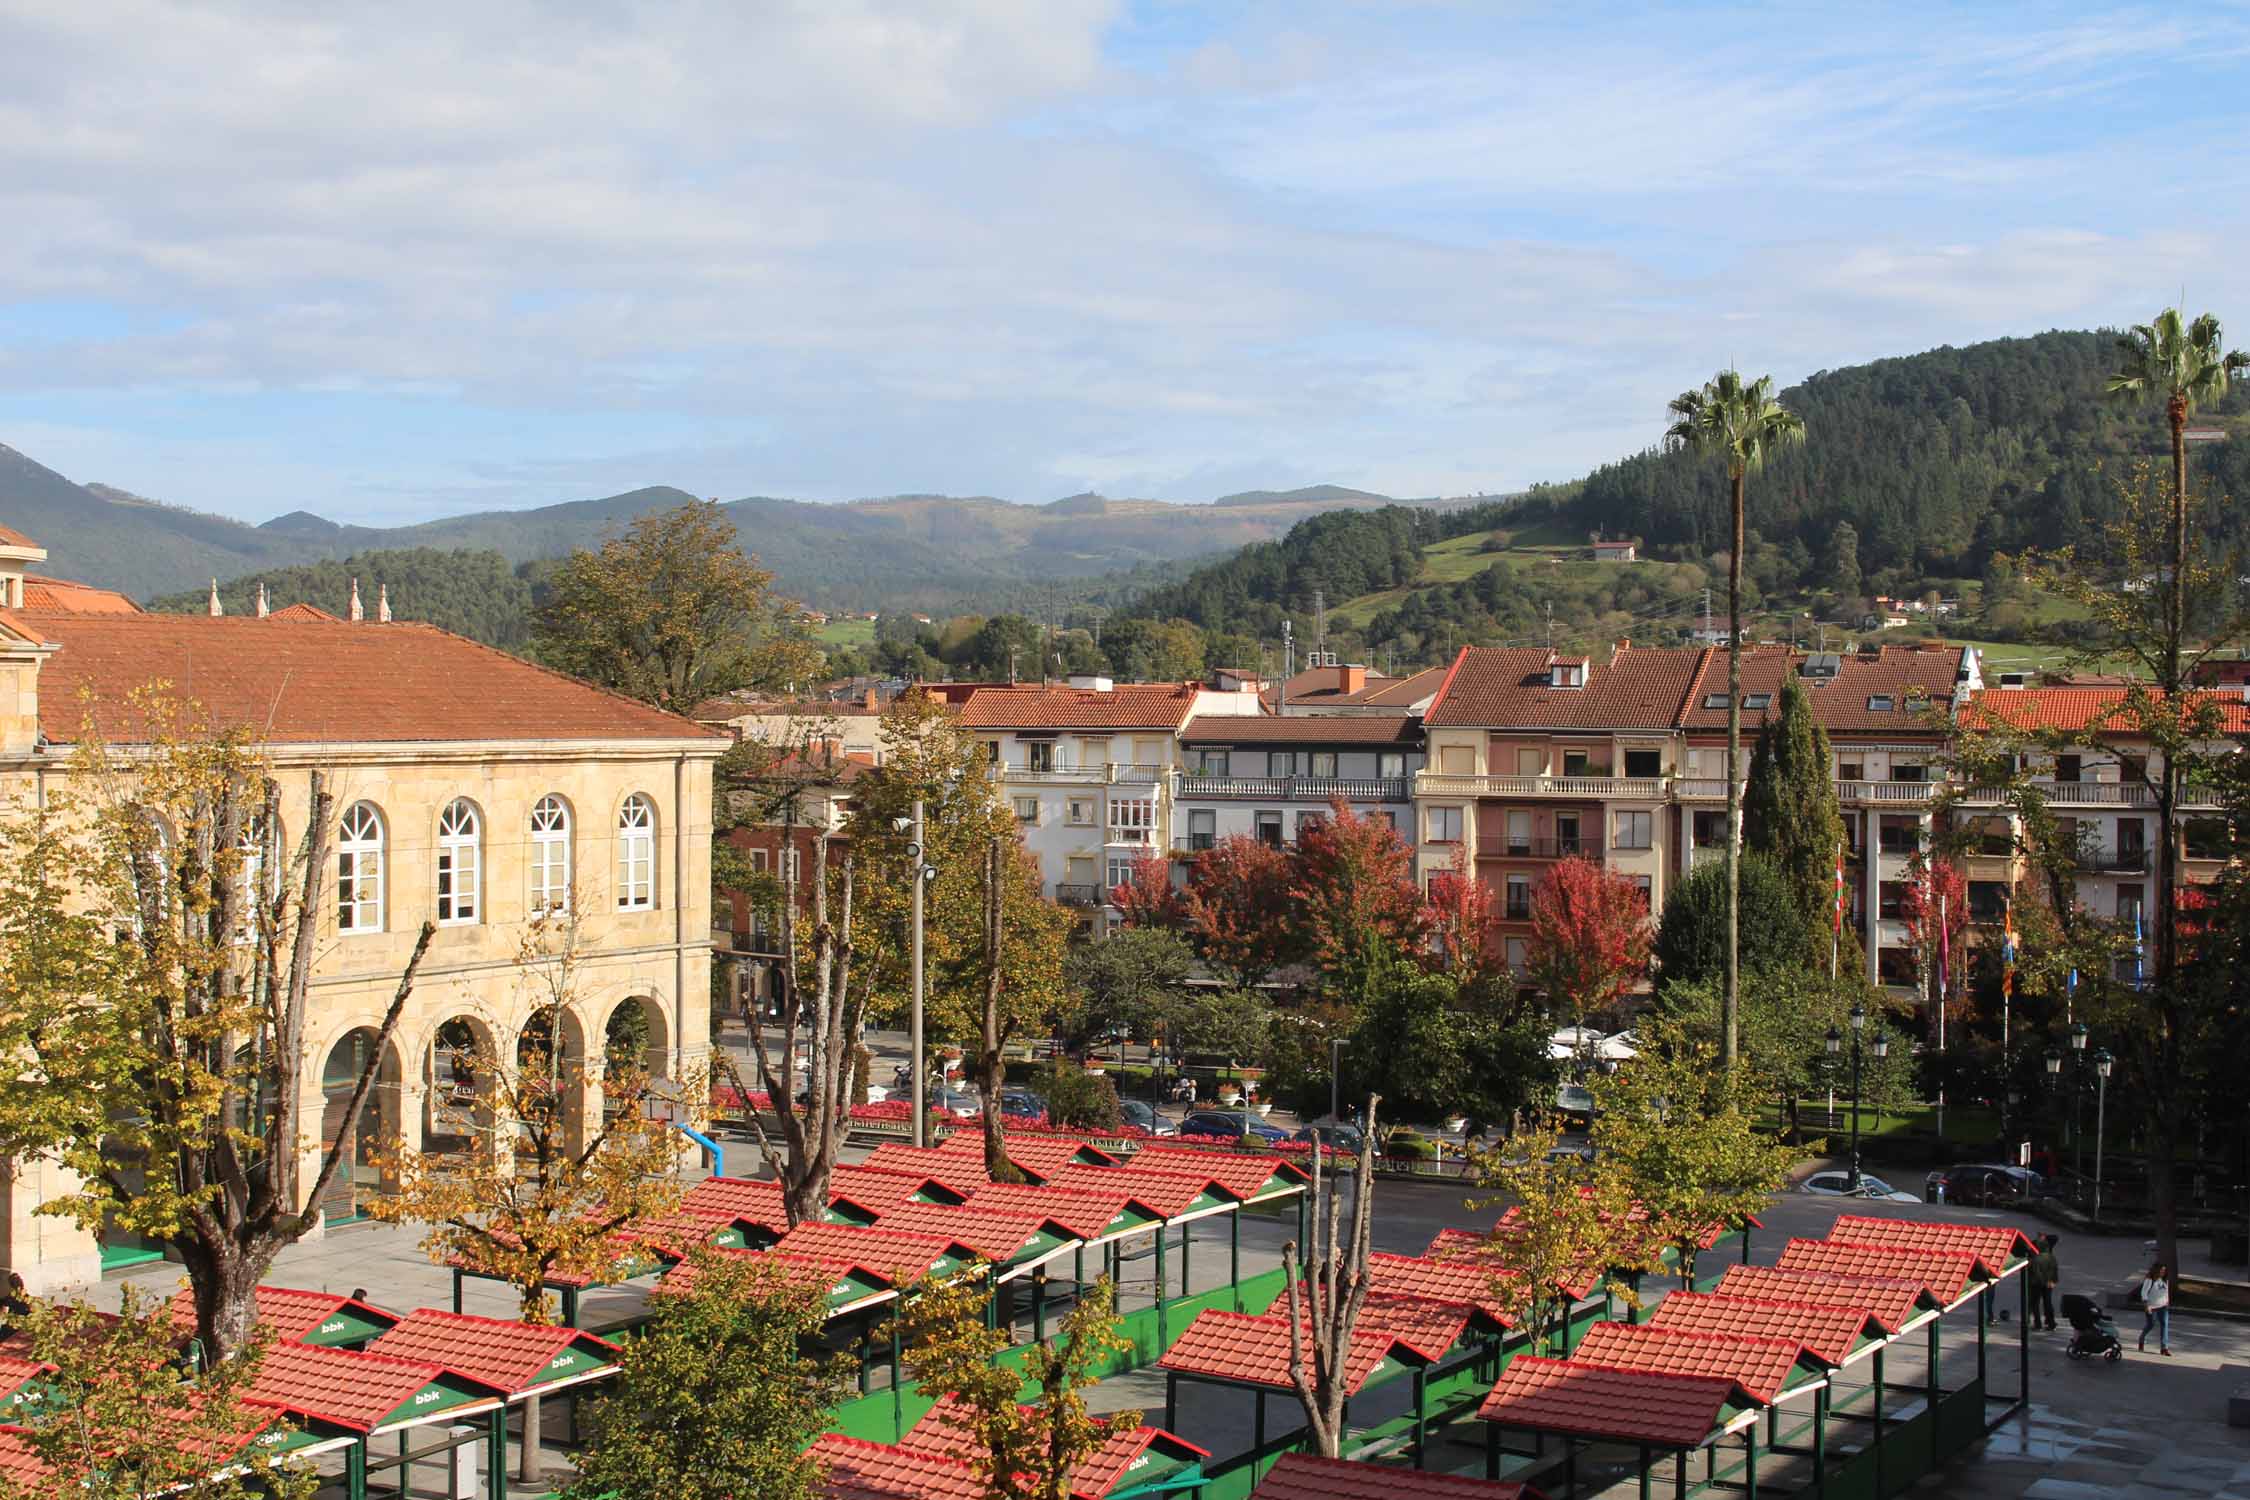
[348,578,363,622]
[207,579,223,617]
[864,688,878,712]
[377,583,392,623]
[255,583,269,618]
[1339,664,1366,696]
[1610,638,1630,665]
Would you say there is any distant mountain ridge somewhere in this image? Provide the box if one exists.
[0,447,1451,609]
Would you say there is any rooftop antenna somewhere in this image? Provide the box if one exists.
[1008,645,1019,684]
[1545,601,1554,651]
[1312,587,1327,658]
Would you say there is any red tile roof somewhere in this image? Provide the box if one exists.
[774,1222,968,1282]
[239,1341,500,1432]
[1367,1252,1516,1327]
[860,1144,996,1198]
[1476,1357,1751,1448]
[956,682,1204,731]
[269,602,340,621]
[1774,1239,1983,1304]
[1826,1216,2033,1272]
[678,1176,792,1232]
[13,613,724,745]
[1052,1163,1232,1218]
[867,1201,1056,1264]
[1677,646,1962,736]
[19,575,140,614]
[1250,1452,1541,1500]
[1158,1309,1446,1395]
[1713,1266,1932,1334]
[898,1397,1208,1499]
[1124,1145,1308,1198]
[1570,1322,1808,1403]
[165,1286,397,1345]
[828,1164,963,1216]
[811,1433,987,1500]
[963,1181,1139,1240]
[656,1247,895,1302]
[372,1311,617,1397]
[934,1128,1122,1183]
[1426,1226,1591,1301]
[0,1429,45,1487]
[1425,646,1702,730]
[0,1355,51,1396]
[1648,1292,1883,1368]
[1963,684,2250,735]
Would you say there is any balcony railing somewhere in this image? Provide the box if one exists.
[1054,883,1105,908]
[1414,773,1667,800]
[1171,834,1217,855]
[1002,764,1164,785]
[2077,845,2150,873]
[1837,780,1937,805]
[1673,777,1742,801]
[1176,774,1410,802]
[1483,837,1605,861]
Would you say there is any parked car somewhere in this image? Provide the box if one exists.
[1546,1134,1598,1165]
[1800,1169,1920,1203]
[930,1087,981,1118]
[1291,1121,1366,1153]
[1926,1164,2047,1206]
[997,1087,1047,1120]
[1179,1110,1288,1143]
[1119,1099,1178,1136]
[1555,1082,1598,1118]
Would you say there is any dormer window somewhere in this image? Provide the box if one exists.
[1867,694,1895,712]
[1703,693,1730,710]
[1551,659,1587,689]
[1743,692,1773,710]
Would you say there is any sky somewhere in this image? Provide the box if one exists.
[3,1,2248,527]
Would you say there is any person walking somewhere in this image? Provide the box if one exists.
[2028,1235,2059,1331]
[2137,1261,2172,1355]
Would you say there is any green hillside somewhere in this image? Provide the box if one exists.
[148,549,540,651]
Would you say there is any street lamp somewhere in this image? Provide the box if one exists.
[2070,1021,2089,1181]
[1328,1038,1351,1130]
[2092,1048,2114,1223]
[897,802,939,1147]
[1827,1001,1870,1190]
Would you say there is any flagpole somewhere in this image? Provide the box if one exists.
[1936,889,1948,1140]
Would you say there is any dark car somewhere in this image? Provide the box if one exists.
[1927,1164,2045,1206]
[1179,1110,1288,1143]
[1291,1121,1366,1153]
[997,1087,1047,1121]
[1119,1099,1178,1136]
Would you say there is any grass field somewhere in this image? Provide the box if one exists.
[812,616,876,650]
[1327,531,1705,629]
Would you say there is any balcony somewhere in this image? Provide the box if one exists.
[1837,780,1937,806]
[1484,837,1605,861]
[1177,774,1410,802]
[1171,834,1216,855]
[1415,772,1666,800]
[2077,845,2150,874]
[1003,763,1164,785]
[1673,777,1742,802]
[1053,883,1105,908]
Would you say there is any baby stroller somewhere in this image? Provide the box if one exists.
[2061,1293,2122,1362]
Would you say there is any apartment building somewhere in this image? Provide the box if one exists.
[956,677,1261,919]
[1416,644,1695,970]
[691,689,888,763]
[1171,714,1423,856]
[0,530,724,1290]
[1274,660,1446,716]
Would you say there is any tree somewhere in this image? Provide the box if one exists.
[0,1286,312,1500]
[1288,797,1428,986]
[1031,1060,1123,1132]
[564,1251,850,1500]
[1591,1029,1798,1285]
[371,952,694,1323]
[1426,841,1506,1001]
[1101,618,1206,683]
[1899,852,1969,1042]
[1525,856,1650,1025]
[1656,967,1896,1141]
[1742,677,1848,964]
[976,837,1027,1181]
[1651,854,1800,994]
[533,500,814,713]
[1063,927,1194,1051]
[1824,522,1863,604]
[1462,1131,1663,1355]
[903,1271,1139,1500]
[2106,308,2245,715]
[0,698,434,1363]
[1107,848,1184,929]
[1666,370,1807,1070]
[1184,834,1301,988]
[1282,1095,1381,1459]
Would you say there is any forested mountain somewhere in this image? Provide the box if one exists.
[148,549,540,651]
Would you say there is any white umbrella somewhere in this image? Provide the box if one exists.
[1597,1031,1640,1061]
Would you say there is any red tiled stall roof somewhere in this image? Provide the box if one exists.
[1676,646,1964,735]
[957,682,1204,732]
[1179,715,1421,745]
[1159,1309,1451,1395]
[13,613,725,745]
[828,1163,966,1215]
[1130,1144,1310,1193]
[239,1341,501,1432]
[372,1311,617,1397]
[1774,1238,1984,1304]
[933,1128,1121,1183]
[899,1397,1208,1500]
[859,1144,996,1198]
[1713,1266,1933,1335]
[811,1433,987,1500]
[1425,646,1702,730]
[1826,1215,2033,1272]
[1476,1358,1754,1449]
[165,1285,398,1345]
[678,1175,791,1231]
[774,1222,969,1281]
[868,1200,1059,1264]
[1368,1252,1516,1327]
[963,1181,1141,1240]
[1649,1292,1885,1368]
[1250,1452,1543,1500]
[1052,1163,1238,1219]
[0,1429,46,1488]
[1569,1322,1810,1404]
[1428,1225,1593,1302]
[656,1247,896,1303]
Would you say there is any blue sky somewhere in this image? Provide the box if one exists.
[3,1,2247,527]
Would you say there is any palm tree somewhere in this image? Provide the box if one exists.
[2105,311,2245,1016]
[1666,370,1805,1070]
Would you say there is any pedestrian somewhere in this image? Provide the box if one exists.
[2028,1235,2059,1331]
[2137,1261,2171,1355]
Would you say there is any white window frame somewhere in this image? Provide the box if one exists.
[1014,795,1040,823]
[1428,806,1463,843]
[435,798,482,926]
[1614,810,1653,850]
[336,801,385,934]
[617,794,657,911]
[1308,751,1339,779]
[529,795,572,916]
[1108,797,1156,843]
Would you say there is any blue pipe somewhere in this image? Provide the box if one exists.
[676,1122,724,1173]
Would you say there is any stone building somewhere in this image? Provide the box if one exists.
[0,531,723,1289]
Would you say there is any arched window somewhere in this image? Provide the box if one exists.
[616,794,656,911]
[529,795,572,916]
[235,812,282,944]
[435,798,482,925]
[337,801,385,933]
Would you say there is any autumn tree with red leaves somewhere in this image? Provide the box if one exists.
[1525,856,1651,1026]
[1901,852,1969,1033]
[1289,796,1429,986]
[1427,841,1505,992]
[1184,834,1301,988]
[1109,848,1184,928]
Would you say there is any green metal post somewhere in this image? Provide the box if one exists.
[452,1269,465,1314]
[1181,1218,1191,1303]
[347,1440,367,1500]
[1813,1385,1827,1498]
[1565,1438,1577,1499]
[1231,1212,1242,1313]
[2018,1270,2029,1407]
[1872,1347,1885,1499]
[563,1286,580,1328]
[856,1312,871,1394]
[1033,1268,1048,1345]
[1156,1228,1169,1348]
[1638,1446,1652,1500]
[1676,1450,1687,1500]
[1411,1367,1427,1469]
[890,1325,903,1437]
[1296,1192,1306,1249]
[488,1407,507,1500]
[1977,1286,1988,1393]
[1928,1319,1941,1468]
[1164,1371,1178,1430]
[399,1427,410,1500]
[1076,1245,1086,1293]
[1485,1420,1500,1480]
[1254,1390,1265,1456]
[1744,1425,1758,1500]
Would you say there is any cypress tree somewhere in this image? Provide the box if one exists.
[1742,676,1847,963]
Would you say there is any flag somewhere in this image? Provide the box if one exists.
[1937,891,1950,1003]
[2132,907,2145,987]
[1833,846,1847,934]
[2001,898,2017,1000]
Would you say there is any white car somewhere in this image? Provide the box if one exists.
[1800,1169,1919,1203]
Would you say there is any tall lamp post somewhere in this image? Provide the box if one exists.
[2069,1021,2089,1181]
[1826,1002,1873,1191]
[2044,1047,2062,1161]
[1328,1037,1351,1130]
[2092,1048,2114,1223]
[898,801,938,1148]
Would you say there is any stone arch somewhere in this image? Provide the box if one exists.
[425,1012,500,1156]
[316,1024,404,1223]
[603,996,669,1083]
